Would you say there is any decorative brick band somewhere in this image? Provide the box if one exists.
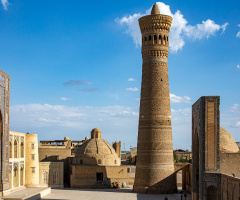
[143,58,168,63]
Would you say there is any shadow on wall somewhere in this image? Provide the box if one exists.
[145,172,178,194]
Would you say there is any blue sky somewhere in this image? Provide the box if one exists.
[1,0,240,150]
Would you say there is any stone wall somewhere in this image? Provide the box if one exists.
[220,153,240,177]
[39,162,64,188]
[0,70,10,194]
[70,165,128,188]
[221,173,240,200]
[39,146,72,185]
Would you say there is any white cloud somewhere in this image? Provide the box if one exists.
[126,87,139,92]
[237,24,240,38]
[237,65,240,69]
[63,80,91,86]
[1,0,9,10]
[60,97,71,101]
[230,104,240,114]
[10,103,195,150]
[10,104,140,149]
[10,104,139,129]
[116,2,228,52]
[235,121,240,127]
[128,78,137,81]
[170,93,191,103]
[184,20,221,39]
[221,22,229,34]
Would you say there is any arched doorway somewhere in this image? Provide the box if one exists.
[20,166,24,186]
[42,171,48,185]
[13,166,19,188]
[207,185,218,200]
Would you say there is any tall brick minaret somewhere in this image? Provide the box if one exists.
[133,3,177,194]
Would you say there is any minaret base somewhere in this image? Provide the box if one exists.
[133,172,177,194]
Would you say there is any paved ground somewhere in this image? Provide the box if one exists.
[2,187,48,199]
[42,188,192,200]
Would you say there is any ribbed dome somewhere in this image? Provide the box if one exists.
[77,138,117,158]
[73,128,120,166]
[220,127,239,153]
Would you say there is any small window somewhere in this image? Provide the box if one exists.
[149,35,152,41]
[114,160,117,164]
[31,154,35,160]
[98,159,101,164]
[31,143,34,149]
[145,36,147,41]
[154,35,157,43]
[31,167,35,173]
[80,159,83,164]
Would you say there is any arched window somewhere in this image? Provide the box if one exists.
[144,36,148,45]
[149,35,152,41]
[42,171,48,184]
[159,35,162,45]
[21,142,24,158]
[14,140,18,158]
[13,166,17,177]
[80,159,83,164]
[52,171,58,184]
[163,35,166,45]
[20,167,24,186]
[154,35,157,44]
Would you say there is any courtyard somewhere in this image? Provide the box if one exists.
[41,188,192,200]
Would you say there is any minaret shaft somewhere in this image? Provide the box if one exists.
[133,3,177,194]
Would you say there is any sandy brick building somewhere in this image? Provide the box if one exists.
[192,96,240,200]
[70,128,128,188]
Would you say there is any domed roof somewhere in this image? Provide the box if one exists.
[74,128,120,166]
[220,127,239,153]
[76,138,118,159]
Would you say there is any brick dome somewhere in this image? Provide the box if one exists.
[73,128,120,166]
[220,127,239,153]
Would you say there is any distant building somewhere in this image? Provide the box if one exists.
[174,149,192,163]
[70,128,128,188]
[38,137,86,186]
[9,131,64,191]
